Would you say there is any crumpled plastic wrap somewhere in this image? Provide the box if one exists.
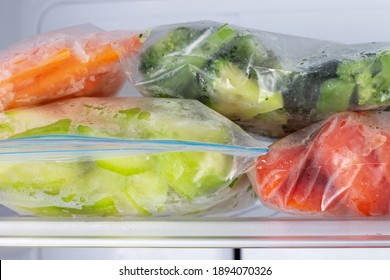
[0,24,143,111]
[249,111,390,217]
[0,97,266,217]
[121,20,390,137]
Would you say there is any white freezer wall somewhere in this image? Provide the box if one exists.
[2,0,390,48]
[1,0,390,260]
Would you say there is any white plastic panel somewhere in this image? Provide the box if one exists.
[34,0,390,43]
[1,0,390,48]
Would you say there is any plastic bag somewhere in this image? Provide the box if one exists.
[121,20,390,137]
[0,24,143,111]
[248,111,390,217]
[0,97,266,217]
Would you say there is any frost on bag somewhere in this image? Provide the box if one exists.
[124,20,390,137]
[0,97,266,217]
[249,111,390,217]
[0,24,143,111]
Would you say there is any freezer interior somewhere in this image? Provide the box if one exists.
[1,0,390,259]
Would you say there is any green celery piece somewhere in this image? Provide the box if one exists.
[0,162,90,216]
[76,125,95,134]
[75,124,116,138]
[9,119,72,139]
[81,167,168,216]
[95,155,155,176]
[118,108,141,121]
[2,109,56,136]
[0,124,13,135]
[125,171,169,214]
[76,167,152,216]
[145,117,230,143]
[157,152,233,199]
[0,162,86,194]
[124,101,231,143]
[23,197,119,217]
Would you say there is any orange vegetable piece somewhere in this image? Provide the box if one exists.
[0,27,143,111]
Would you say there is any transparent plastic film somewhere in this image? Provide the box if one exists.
[0,97,266,217]
[121,20,390,137]
[249,111,390,217]
[0,24,143,111]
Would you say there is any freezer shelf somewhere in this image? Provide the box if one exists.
[1,215,390,248]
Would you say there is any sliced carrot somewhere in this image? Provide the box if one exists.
[0,32,142,110]
[0,49,71,88]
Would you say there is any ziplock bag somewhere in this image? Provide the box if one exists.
[249,111,390,217]
[0,24,143,111]
[0,97,266,217]
[122,20,390,137]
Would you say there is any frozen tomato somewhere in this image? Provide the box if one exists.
[312,113,390,216]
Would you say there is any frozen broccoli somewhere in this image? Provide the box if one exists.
[140,27,204,76]
[139,24,237,98]
[138,24,290,136]
[317,51,390,115]
[219,34,281,71]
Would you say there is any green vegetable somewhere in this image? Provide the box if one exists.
[9,119,72,139]
[140,24,237,98]
[0,98,248,216]
[317,79,355,115]
[138,23,390,137]
[0,162,87,195]
[140,27,204,76]
[138,24,288,136]
[219,34,280,71]
[338,51,390,105]
[206,59,284,119]
[96,155,154,176]
[125,171,169,214]
[26,198,119,217]
[315,51,390,118]
[157,152,234,199]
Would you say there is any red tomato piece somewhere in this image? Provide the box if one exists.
[256,145,334,214]
[312,114,390,216]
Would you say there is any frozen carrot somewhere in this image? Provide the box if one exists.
[0,25,143,111]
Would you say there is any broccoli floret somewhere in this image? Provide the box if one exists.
[138,24,237,98]
[228,34,280,70]
[336,55,375,105]
[140,27,204,76]
[315,52,390,119]
[335,51,390,106]
[214,34,281,83]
